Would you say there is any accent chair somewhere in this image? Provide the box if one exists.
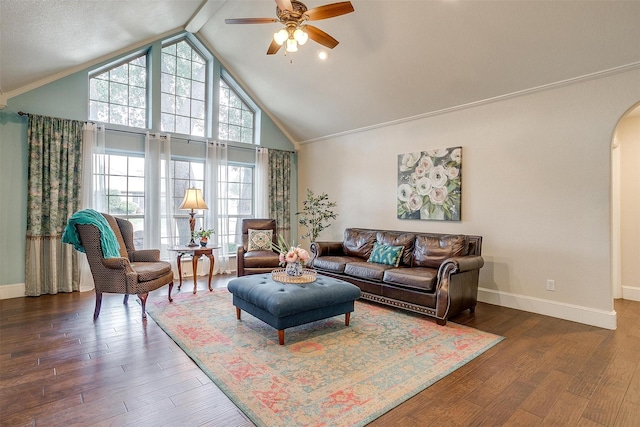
[236,218,281,276]
[75,213,174,320]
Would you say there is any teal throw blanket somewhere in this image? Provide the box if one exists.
[62,209,121,258]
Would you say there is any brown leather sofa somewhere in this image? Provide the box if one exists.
[236,218,281,276]
[310,228,484,325]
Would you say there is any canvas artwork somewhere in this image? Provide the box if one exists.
[397,147,462,221]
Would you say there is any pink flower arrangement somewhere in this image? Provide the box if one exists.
[278,246,310,266]
[273,235,310,266]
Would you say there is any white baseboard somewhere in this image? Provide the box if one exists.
[0,283,26,300]
[478,287,617,330]
[622,286,640,302]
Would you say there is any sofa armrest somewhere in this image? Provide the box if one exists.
[311,241,344,257]
[237,246,246,276]
[442,255,484,274]
[435,255,484,321]
[130,249,160,262]
[310,241,344,267]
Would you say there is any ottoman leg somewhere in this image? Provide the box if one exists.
[278,330,285,345]
[236,307,241,320]
[345,312,351,326]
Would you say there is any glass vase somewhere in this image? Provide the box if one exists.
[285,261,304,277]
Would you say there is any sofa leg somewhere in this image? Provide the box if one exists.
[278,329,285,345]
[168,282,174,303]
[436,318,447,326]
[469,305,476,313]
[93,292,103,321]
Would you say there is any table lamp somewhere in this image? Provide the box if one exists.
[178,187,208,246]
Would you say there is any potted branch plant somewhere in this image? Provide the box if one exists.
[194,228,215,247]
[296,189,338,242]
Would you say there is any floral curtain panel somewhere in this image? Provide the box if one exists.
[268,149,292,243]
[25,115,84,296]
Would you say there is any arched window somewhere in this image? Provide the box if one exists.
[219,78,255,144]
[161,39,207,137]
[89,54,147,128]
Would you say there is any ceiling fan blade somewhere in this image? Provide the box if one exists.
[267,39,283,55]
[305,1,354,21]
[305,25,339,49]
[225,18,278,24]
[275,0,293,12]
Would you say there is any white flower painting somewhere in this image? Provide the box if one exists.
[397,147,462,221]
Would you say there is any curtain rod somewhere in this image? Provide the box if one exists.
[17,111,294,153]
[18,110,96,125]
[105,127,293,153]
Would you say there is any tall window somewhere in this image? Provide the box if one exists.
[93,154,146,248]
[219,79,255,144]
[89,55,147,128]
[223,163,254,252]
[161,40,206,136]
[171,159,205,246]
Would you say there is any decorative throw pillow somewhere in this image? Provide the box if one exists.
[367,242,404,267]
[247,229,273,251]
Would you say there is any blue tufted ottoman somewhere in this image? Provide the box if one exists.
[227,273,361,345]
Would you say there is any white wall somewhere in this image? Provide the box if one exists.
[297,68,640,329]
[618,115,640,295]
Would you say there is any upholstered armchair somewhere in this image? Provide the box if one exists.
[236,218,281,276]
[75,213,174,320]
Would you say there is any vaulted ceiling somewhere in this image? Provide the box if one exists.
[2,0,640,143]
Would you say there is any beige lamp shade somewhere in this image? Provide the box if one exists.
[179,188,208,211]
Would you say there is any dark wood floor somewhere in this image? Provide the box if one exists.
[2,276,640,427]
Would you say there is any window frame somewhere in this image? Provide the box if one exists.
[93,150,146,248]
[218,77,256,145]
[221,161,255,254]
[160,38,209,138]
[170,158,206,247]
[88,51,149,129]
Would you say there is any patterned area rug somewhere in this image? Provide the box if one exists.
[147,288,503,427]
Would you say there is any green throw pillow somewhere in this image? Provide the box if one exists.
[247,229,273,251]
[367,242,403,267]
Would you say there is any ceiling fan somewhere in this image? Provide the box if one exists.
[225,0,354,55]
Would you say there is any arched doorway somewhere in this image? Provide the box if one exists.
[612,102,640,301]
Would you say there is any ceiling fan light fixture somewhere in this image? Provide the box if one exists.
[286,38,298,52]
[293,28,308,45]
[274,28,288,45]
[226,0,354,56]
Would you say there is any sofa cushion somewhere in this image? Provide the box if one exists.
[343,229,377,259]
[243,250,281,268]
[413,234,467,268]
[377,231,415,266]
[313,256,362,273]
[131,261,172,282]
[344,261,393,282]
[247,229,273,251]
[367,242,403,267]
[382,267,438,292]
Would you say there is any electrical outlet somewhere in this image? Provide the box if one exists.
[546,279,555,291]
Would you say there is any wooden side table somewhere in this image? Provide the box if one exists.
[169,246,219,294]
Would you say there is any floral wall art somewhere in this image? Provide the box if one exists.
[397,147,462,221]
